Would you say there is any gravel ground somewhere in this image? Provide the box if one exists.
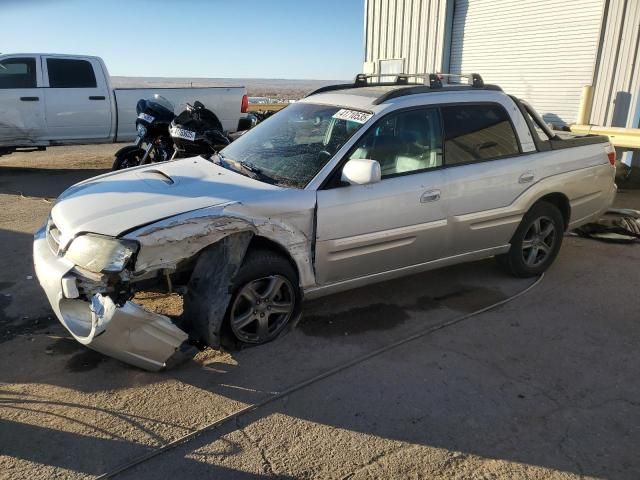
[0,145,639,479]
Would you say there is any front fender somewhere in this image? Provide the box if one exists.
[126,210,257,273]
[124,204,315,287]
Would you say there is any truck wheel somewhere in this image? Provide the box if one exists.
[225,249,301,346]
[112,149,143,170]
[496,201,564,278]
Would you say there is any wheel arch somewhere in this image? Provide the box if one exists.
[533,192,571,230]
[246,235,302,287]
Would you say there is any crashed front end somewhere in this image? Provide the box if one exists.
[33,202,313,371]
[33,218,190,371]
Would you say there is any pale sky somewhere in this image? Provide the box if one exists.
[0,0,365,79]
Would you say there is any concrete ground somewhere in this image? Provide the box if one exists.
[0,146,639,480]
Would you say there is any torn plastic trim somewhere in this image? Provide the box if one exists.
[126,205,315,288]
[132,214,257,273]
[183,232,254,347]
[88,294,189,371]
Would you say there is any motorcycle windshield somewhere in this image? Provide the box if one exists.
[151,94,174,112]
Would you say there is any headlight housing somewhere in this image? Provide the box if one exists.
[137,124,147,137]
[64,234,138,273]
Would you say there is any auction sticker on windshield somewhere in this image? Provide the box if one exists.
[138,113,155,123]
[332,109,373,124]
[170,127,196,141]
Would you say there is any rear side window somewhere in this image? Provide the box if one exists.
[0,58,37,89]
[47,59,97,88]
[442,104,520,165]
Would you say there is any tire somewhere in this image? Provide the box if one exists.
[496,201,564,278]
[112,148,144,170]
[223,249,301,346]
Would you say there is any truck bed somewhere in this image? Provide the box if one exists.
[550,131,611,150]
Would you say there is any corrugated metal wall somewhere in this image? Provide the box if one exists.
[591,0,640,128]
[364,0,450,74]
[364,0,640,131]
[448,0,605,125]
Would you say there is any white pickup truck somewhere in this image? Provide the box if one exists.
[0,53,248,155]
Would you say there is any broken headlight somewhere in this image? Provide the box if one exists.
[64,234,138,273]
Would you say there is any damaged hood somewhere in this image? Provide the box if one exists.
[51,157,281,238]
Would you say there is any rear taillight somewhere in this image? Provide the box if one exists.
[241,94,248,113]
[605,144,616,166]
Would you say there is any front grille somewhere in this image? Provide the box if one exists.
[46,219,62,256]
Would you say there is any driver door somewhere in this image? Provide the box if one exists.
[315,107,449,285]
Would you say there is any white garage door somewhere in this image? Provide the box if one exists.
[449,0,604,125]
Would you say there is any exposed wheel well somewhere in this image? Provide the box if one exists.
[247,235,301,283]
[535,193,571,230]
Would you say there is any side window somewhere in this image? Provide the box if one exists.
[0,58,37,89]
[47,59,97,88]
[348,108,443,177]
[442,104,520,165]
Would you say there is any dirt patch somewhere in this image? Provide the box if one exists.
[0,315,58,344]
[299,286,508,338]
[65,349,107,372]
[45,337,83,355]
[424,286,509,313]
[133,291,183,318]
[0,281,15,320]
[299,303,410,338]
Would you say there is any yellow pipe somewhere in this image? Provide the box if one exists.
[576,85,593,125]
[569,124,640,149]
[571,83,640,149]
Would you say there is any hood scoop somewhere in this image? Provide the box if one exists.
[137,168,176,186]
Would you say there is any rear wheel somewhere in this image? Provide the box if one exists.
[496,201,564,277]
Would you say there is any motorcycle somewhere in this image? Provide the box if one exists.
[112,94,175,170]
[169,101,230,160]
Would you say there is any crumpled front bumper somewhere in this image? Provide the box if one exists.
[33,227,189,371]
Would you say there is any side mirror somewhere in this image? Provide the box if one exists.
[341,159,382,185]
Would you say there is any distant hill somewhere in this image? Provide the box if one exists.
[111,76,349,101]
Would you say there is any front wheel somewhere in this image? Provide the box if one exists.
[226,250,300,345]
[112,148,144,170]
[496,201,564,277]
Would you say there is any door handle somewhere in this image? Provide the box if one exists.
[89,96,106,100]
[420,189,441,203]
[519,172,535,184]
[20,96,39,101]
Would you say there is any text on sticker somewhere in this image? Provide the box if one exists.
[332,109,373,124]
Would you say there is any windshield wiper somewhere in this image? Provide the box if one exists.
[216,153,277,185]
[239,161,262,174]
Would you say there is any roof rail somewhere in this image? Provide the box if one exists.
[304,72,496,100]
[373,83,502,105]
[304,73,415,97]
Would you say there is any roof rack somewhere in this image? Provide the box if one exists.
[304,72,499,102]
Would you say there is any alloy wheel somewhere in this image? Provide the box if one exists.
[230,275,295,343]
[521,216,556,267]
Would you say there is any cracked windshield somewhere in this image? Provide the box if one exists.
[221,103,366,187]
